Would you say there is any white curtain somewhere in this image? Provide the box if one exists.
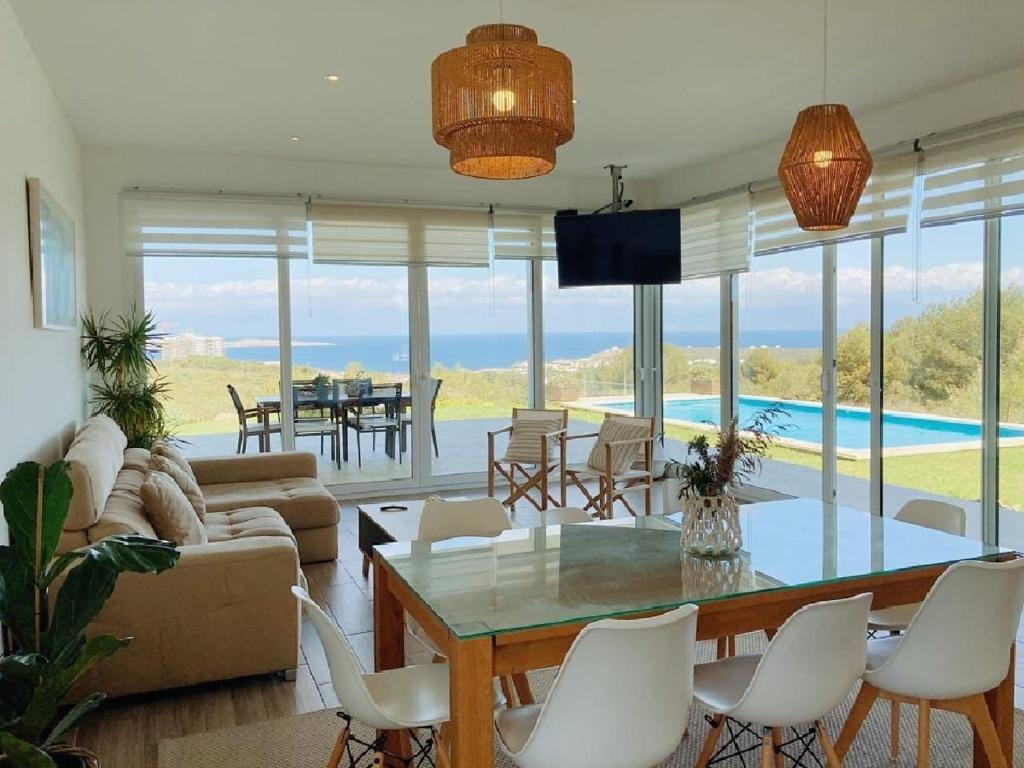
[679,191,751,278]
[490,213,556,260]
[122,192,308,259]
[308,202,492,266]
[753,154,916,255]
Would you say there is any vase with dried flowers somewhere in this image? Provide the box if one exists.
[672,408,788,557]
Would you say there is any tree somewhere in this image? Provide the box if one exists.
[836,324,870,405]
[741,348,782,386]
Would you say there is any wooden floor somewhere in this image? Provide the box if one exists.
[73,490,1024,768]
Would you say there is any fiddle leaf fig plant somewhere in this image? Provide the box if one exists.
[0,461,179,767]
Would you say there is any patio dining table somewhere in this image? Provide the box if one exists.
[371,498,1018,768]
[256,391,412,461]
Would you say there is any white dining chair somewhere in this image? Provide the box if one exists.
[416,496,512,542]
[836,558,1024,767]
[292,587,452,768]
[869,499,967,633]
[495,604,699,768]
[693,593,872,768]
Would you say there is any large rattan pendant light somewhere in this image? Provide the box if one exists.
[778,0,872,231]
[431,4,574,180]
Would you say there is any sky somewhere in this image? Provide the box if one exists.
[144,216,1023,340]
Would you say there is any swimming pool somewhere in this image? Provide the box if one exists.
[601,395,1024,451]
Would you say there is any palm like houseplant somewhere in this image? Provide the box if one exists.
[81,309,169,449]
[673,408,787,556]
[0,462,179,767]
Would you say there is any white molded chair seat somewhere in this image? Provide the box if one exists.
[869,499,966,632]
[693,593,871,768]
[496,604,698,768]
[836,558,1024,767]
[540,506,593,525]
[292,587,450,766]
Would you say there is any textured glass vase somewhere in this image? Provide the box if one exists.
[680,495,742,557]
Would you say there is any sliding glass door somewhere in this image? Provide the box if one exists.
[999,215,1024,548]
[426,260,531,478]
[144,256,281,458]
[289,261,413,486]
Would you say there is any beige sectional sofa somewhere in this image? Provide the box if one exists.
[57,415,340,698]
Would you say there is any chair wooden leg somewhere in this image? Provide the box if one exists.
[891,698,901,761]
[761,727,775,768]
[325,724,349,768]
[965,693,1009,768]
[716,637,729,659]
[816,721,841,768]
[434,727,452,768]
[695,714,726,768]
[835,681,880,759]
[771,728,784,768]
[511,672,534,705]
[917,699,930,768]
[499,676,515,707]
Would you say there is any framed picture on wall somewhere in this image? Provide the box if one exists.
[27,177,77,330]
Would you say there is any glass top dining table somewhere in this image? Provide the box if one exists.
[375,497,1008,640]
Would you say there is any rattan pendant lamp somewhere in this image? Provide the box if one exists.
[430,3,574,180]
[778,0,872,231]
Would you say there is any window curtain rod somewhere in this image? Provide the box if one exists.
[120,186,557,216]
[670,109,1024,210]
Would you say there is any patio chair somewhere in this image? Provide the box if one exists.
[291,384,338,462]
[346,383,403,468]
[488,408,569,512]
[227,384,280,453]
[560,413,655,519]
[401,378,442,458]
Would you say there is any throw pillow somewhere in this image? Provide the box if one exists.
[152,440,198,483]
[140,470,207,546]
[586,417,651,474]
[150,453,206,520]
[504,415,564,464]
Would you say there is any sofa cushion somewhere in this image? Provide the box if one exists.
[204,507,295,544]
[140,471,207,546]
[89,466,158,541]
[201,477,339,531]
[64,415,129,530]
[152,440,199,484]
[150,453,206,520]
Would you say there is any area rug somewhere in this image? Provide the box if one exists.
[159,638,1024,767]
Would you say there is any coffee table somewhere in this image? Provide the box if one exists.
[357,500,428,577]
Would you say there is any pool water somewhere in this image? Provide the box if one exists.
[603,395,1024,450]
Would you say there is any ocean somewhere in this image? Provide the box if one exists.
[223,330,821,374]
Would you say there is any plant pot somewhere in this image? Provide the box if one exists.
[680,495,742,557]
[0,746,100,768]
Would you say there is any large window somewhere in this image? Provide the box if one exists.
[661,277,721,461]
[738,246,823,493]
[145,256,280,458]
[1000,215,1024,547]
[881,224,984,523]
[289,262,412,485]
[427,260,530,476]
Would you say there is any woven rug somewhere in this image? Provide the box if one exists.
[159,637,1024,768]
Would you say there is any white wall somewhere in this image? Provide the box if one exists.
[0,0,85,481]
[83,147,649,316]
[654,63,1024,205]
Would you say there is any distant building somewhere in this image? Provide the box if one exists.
[159,332,225,361]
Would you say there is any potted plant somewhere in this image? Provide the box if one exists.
[0,461,180,767]
[80,308,169,449]
[672,408,787,557]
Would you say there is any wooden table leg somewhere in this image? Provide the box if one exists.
[448,636,494,768]
[974,647,1014,768]
[373,560,412,768]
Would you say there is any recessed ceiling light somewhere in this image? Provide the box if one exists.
[324,74,341,82]
[289,135,301,142]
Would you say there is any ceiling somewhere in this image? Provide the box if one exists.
[11,0,1024,179]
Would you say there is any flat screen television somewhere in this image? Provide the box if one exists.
[554,208,681,287]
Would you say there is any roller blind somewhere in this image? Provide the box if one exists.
[679,191,752,278]
[753,155,916,255]
[920,126,1024,227]
[308,202,491,266]
[122,193,309,259]
[490,213,556,259]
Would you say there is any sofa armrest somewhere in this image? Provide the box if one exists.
[189,451,318,485]
[66,535,301,698]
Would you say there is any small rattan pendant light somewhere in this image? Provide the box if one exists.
[778,0,872,231]
[431,4,574,180]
